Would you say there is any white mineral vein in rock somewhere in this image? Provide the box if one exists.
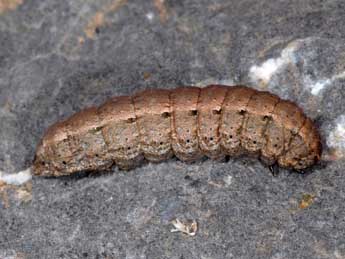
[327,115,345,154]
[306,71,345,96]
[308,79,331,96]
[249,38,345,96]
[0,167,32,185]
[327,114,345,158]
[249,42,298,84]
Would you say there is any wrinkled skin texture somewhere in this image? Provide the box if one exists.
[33,85,322,176]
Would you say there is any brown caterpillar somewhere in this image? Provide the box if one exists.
[33,85,322,177]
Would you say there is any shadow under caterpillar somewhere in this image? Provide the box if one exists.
[33,85,322,177]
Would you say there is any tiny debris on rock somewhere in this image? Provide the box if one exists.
[170,218,198,236]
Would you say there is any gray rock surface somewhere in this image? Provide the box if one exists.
[1,0,345,258]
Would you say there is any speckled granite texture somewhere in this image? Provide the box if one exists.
[1,0,345,258]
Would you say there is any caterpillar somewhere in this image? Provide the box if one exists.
[33,85,322,177]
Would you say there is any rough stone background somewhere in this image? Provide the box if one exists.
[1,0,345,258]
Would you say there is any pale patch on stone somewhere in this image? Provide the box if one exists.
[304,71,345,96]
[146,12,154,21]
[194,78,235,87]
[309,79,331,96]
[0,250,26,259]
[327,115,345,159]
[15,185,32,203]
[0,167,32,185]
[333,71,345,81]
[250,58,284,85]
[224,175,233,186]
[249,42,298,87]
[250,38,345,96]
[0,170,32,208]
[218,79,236,86]
[334,249,345,259]
[208,175,233,188]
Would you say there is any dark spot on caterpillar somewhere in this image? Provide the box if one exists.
[126,117,136,123]
[212,109,222,115]
[189,110,198,116]
[62,161,67,165]
[239,110,246,115]
[90,126,104,133]
[161,112,171,118]
[263,115,270,121]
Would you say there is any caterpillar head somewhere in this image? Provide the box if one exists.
[278,118,322,170]
[32,140,53,176]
